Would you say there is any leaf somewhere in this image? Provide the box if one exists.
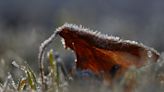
[56,23,160,91]
[57,23,159,75]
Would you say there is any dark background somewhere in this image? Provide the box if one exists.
[0,0,164,79]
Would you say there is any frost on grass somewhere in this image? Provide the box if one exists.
[38,31,57,91]
[0,56,163,92]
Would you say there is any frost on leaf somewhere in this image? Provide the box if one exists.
[56,23,160,79]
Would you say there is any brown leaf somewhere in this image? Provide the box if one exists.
[56,23,160,91]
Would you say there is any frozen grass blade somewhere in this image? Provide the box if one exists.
[2,73,12,92]
[48,49,56,75]
[0,73,17,92]
[7,73,17,91]
[17,77,27,91]
[47,49,60,91]
[12,61,37,91]
[26,69,37,90]
[27,65,37,87]
[38,31,57,91]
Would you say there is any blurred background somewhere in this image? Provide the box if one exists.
[0,0,164,80]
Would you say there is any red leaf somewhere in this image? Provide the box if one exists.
[56,23,160,91]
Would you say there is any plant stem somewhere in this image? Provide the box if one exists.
[38,31,57,91]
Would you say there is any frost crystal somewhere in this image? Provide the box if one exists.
[56,23,160,56]
[147,51,153,58]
